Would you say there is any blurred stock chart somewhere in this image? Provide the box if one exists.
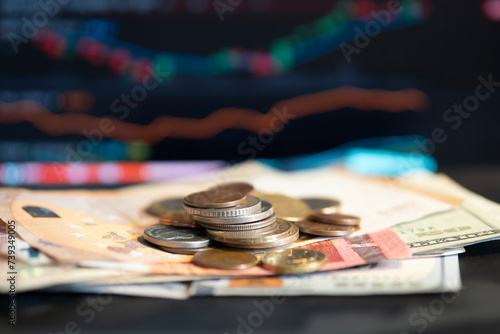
[1,0,500,184]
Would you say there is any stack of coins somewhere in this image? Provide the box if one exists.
[295,211,361,237]
[183,183,299,249]
[143,183,355,273]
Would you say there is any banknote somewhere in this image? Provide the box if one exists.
[224,162,456,234]
[190,255,461,297]
[0,186,415,277]
[53,280,191,300]
[71,228,410,276]
[65,255,460,299]
[0,263,127,293]
[1,160,456,277]
[0,225,53,266]
[391,174,500,254]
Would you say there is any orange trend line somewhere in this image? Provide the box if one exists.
[0,87,428,144]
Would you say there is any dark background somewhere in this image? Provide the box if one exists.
[1,0,499,164]
[1,2,500,332]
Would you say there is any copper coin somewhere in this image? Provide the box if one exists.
[309,212,360,226]
[159,218,200,229]
[295,219,356,237]
[184,189,246,208]
[193,249,259,270]
[208,182,254,196]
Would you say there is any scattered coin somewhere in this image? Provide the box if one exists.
[261,248,327,274]
[192,201,274,225]
[196,214,276,231]
[309,212,360,226]
[184,195,261,217]
[255,192,310,222]
[143,224,211,248]
[208,182,254,196]
[301,197,341,214]
[193,249,259,270]
[184,189,246,209]
[159,245,214,255]
[295,219,356,237]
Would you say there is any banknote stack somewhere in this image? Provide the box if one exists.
[2,160,500,299]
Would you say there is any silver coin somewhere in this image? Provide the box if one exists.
[159,245,214,255]
[192,201,274,225]
[222,222,300,249]
[206,219,296,247]
[143,224,211,248]
[196,214,276,231]
[205,222,279,243]
[184,195,261,218]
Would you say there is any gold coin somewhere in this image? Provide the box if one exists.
[309,212,360,226]
[261,248,327,274]
[147,197,192,221]
[193,249,259,270]
[301,197,341,214]
[208,182,254,196]
[295,219,356,237]
[255,192,310,222]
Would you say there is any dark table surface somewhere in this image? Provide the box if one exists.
[2,164,500,334]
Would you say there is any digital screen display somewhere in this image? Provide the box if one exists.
[1,0,499,164]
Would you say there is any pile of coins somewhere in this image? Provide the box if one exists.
[143,182,361,273]
[183,183,299,249]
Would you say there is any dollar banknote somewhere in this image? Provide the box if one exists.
[391,174,500,253]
